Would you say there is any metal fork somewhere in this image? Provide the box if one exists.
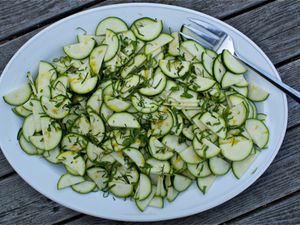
[180,18,300,104]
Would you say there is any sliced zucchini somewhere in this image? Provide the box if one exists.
[179,146,202,164]
[193,137,220,158]
[12,106,31,117]
[57,151,86,176]
[200,111,227,139]
[89,112,105,144]
[245,119,269,148]
[107,112,140,128]
[61,133,88,151]
[135,185,156,212]
[187,161,211,177]
[180,40,205,62]
[109,182,133,198]
[57,173,84,189]
[151,106,174,136]
[121,54,146,78]
[146,158,171,175]
[168,32,180,56]
[86,88,103,114]
[134,173,152,200]
[96,17,128,35]
[159,60,190,78]
[222,49,247,74]
[69,74,98,94]
[228,102,248,127]
[145,33,173,54]
[208,156,230,175]
[36,61,57,98]
[19,133,38,155]
[71,115,90,135]
[219,136,253,161]
[131,17,163,41]
[87,167,109,190]
[149,136,174,160]
[72,181,96,194]
[149,196,164,208]
[173,174,192,192]
[41,96,71,119]
[104,96,131,112]
[64,38,95,60]
[51,76,70,98]
[197,175,215,194]
[131,93,159,113]
[3,83,31,106]
[202,50,217,75]
[221,72,244,88]
[43,146,60,163]
[162,134,188,153]
[139,68,167,96]
[213,54,226,82]
[124,148,145,167]
[89,44,107,74]
[232,150,259,179]
[247,83,269,102]
[104,29,119,62]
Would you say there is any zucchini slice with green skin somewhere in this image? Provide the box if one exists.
[173,174,192,192]
[19,133,39,155]
[247,83,269,102]
[30,116,62,151]
[64,38,95,60]
[171,153,186,172]
[77,34,105,45]
[87,167,109,190]
[245,119,269,148]
[146,158,171,174]
[221,71,244,88]
[57,151,86,176]
[139,68,167,96]
[149,136,174,160]
[131,17,163,41]
[3,83,32,106]
[200,111,227,139]
[186,74,216,92]
[71,181,96,194]
[149,196,164,208]
[41,96,71,119]
[134,173,152,201]
[187,161,211,177]
[43,146,60,164]
[89,44,107,74]
[213,54,226,82]
[179,146,202,164]
[104,96,131,112]
[69,74,98,94]
[89,112,105,144]
[71,115,90,135]
[51,76,70,98]
[22,114,40,142]
[228,102,248,127]
[193,137,220,159]
[12,106,31,117]
[197,175,216,194]
[124,148,145,167]
[107,112,140,128]
[222,49,247,74]
[208,156,231,176]
[121,54,146,78]
[36,61,57,98]
[104,29,120,62]
[168,32,180,56]
[151,107,174,136]
[219,136,253,161]
[135,185,156,212]
[57,173,84,189]
[86,142,105,162]
[180,40,205,62]
[162,134,188,153]
[131,93,159,113]
[145,33,173,54]
[86,88,103,114]
[202,50,217,76]
[61,133,88,151]
[232,150,259,179]
[96,17,128,35]
[109,182,134,198]
[159,60,190,78]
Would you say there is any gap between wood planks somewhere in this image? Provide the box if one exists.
[225,189,300,224]
[0,0,271,45]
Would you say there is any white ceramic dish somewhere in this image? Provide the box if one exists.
[0,3,287,222]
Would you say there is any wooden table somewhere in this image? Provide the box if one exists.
[0,0,299,224]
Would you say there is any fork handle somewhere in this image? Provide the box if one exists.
[235,54,300,104]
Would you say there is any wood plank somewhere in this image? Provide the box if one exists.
[1,125,299,224]
[228,191,300,224]
[0,0,267,43]
[0,0,99,42]
[226,0,300,65]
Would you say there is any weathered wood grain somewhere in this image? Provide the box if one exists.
[1,125,299,224]
[0,0,100,42]
[228,191,300,224]
[226,0,300,65]
[0,0,268,43]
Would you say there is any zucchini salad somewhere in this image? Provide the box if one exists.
[3,17,270,211]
